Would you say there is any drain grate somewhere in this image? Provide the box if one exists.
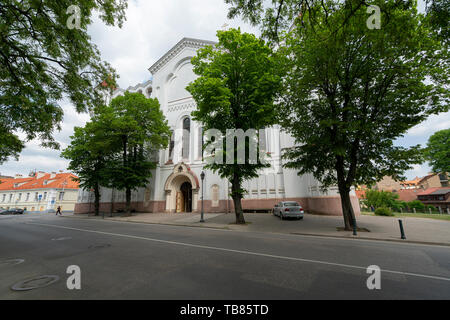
[88,244,111,249]
[11,275,59,291]
[0,259,25,267]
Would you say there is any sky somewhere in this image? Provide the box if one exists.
[0,0,447,180]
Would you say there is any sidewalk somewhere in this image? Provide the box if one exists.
[67,211,450,246]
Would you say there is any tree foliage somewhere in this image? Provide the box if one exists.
[276,0,448,229]
[187,28,281,224]
[425,0,450,43]
[363,189,404,210]
[423,128,450,173]
[94,92,170,215]
[0,0,127,164]
[61,121,114,215]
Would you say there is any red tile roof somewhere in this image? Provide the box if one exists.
[417,187,450,196]
[0,173,79,191]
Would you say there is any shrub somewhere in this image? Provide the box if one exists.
[363,189,403,209]
[407,200,425,210]
[374,207,394,216]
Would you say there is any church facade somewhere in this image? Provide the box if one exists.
[74,38,360,216]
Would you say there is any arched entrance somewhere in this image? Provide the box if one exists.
[178,181,192,212]
[164,162,200,213]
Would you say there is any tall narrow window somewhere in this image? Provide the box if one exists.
[182,117,190,159]
[168,130,175,161]
[259,128,267,153]
[211,184,219,207]
[198,127,203,160]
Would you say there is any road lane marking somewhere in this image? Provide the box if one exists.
[26,221,450,283]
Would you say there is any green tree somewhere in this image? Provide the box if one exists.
[363,189,404,210]
[423,129,450,173]
[61,121,113,216]
[0,0,127,163]
[187,29,281,224]
[95,92,170,215]
[276,1,449,230]
[425,0,449,43]
[226,0,387,42]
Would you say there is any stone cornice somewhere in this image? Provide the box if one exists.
[167,100,197,113]
[148,38,216,75]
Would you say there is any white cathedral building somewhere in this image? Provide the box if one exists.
[74,38,360,216]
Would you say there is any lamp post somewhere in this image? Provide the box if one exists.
[200,171,205,222]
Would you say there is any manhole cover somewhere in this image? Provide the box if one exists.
[11,275,59,291]
[88,244,111,249]
[0,259,25,267]
[51,237,72,241]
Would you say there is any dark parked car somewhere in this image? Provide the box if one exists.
[0,208,24,215]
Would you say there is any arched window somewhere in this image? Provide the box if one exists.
[182,118,190,159]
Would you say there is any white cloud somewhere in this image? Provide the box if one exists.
[407,112,450,137]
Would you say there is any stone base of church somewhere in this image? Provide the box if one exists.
[74,200,166,215]
[74,195,359,216]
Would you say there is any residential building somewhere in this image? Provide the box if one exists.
[0,172,79,213]
[74,37,360,216]
[374,176,402,192]
[417,187,450,211]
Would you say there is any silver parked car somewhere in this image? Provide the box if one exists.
[273,201,304,220]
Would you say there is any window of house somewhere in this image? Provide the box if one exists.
[182,117,190,159]
[43,192,47,200]
[34,192,38,201]
[18,193,22,201]
[26,193,30,201]
[59,192,65,201]
[2,194,5,202]
[9,194,13,202]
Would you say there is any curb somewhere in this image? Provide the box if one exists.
[288,232,450,247]
[62,215,450,247]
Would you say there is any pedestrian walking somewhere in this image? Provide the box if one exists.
[56,206,62,216]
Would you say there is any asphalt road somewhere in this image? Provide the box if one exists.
[0,213,449,299]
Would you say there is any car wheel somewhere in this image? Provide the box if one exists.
[298,216,303,220]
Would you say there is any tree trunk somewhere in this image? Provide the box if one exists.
[338,186,356,231]
[124,188,132,216]
[94,183,100,216]
[231,172,245,224]
[336,158,357,231]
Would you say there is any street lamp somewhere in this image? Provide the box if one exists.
[200,171,205,222]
